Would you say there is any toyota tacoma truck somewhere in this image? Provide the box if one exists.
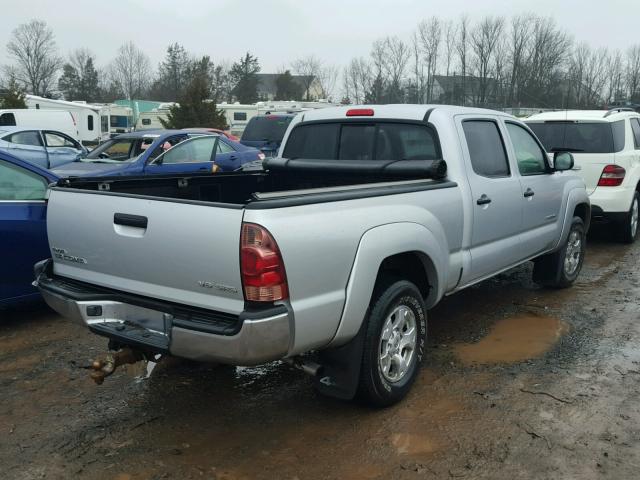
[35,105,590,406]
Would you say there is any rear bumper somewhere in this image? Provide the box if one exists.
[589,185,634,218]
[34,260,291,365]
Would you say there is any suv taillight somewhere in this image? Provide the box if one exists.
[598,165,626,187]
[240,223,288,302]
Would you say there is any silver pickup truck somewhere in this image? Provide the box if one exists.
[35,105,589,406]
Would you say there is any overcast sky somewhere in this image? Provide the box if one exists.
[1,0,639,72]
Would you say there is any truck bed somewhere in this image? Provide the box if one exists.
[54,158,449,208]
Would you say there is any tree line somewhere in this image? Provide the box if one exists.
[2,16,640,115]
[344,14,640,109]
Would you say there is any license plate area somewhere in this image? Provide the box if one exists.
[80,300,172,352]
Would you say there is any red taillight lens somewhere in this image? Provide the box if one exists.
[598,164,625,187]
[346,108,374,117]
[240,223,288,302]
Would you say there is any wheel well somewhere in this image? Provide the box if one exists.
[376,252,434,303]
[573,202,590,231]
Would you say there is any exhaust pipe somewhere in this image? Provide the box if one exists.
[284,357,323,377]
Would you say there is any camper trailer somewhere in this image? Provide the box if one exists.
[25,95,133,145]
[0,109,79,141]
[217,103,259,137]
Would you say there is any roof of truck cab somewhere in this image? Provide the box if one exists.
[527,110,640,122]
[296,104,513,122]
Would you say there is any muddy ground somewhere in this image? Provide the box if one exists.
[2,227,640,480]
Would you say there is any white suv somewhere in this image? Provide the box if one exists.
[527,109,640,242]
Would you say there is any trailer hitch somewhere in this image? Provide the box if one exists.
[88,347,145,385]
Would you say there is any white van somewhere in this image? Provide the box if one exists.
[0,109,80,142]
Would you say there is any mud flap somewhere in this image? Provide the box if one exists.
[313,323,367,400]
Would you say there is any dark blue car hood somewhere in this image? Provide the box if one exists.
[51,161,129,177]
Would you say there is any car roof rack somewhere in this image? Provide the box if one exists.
[604,107,636,117]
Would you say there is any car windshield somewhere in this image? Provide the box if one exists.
[83,137,156,163]
[527,122,620,153]
[241,116,293,143]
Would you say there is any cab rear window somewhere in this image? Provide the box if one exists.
[283,122,439,160]
[527,121,624,153]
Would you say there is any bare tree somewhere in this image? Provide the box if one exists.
[109,41,152,100]
[522,17,572,107]
[507,14,532,106]
[317,64,339,100]
[409,32,427,103]
[343,57,372,104]
[382,36,411,102]
[292,55,322,100]
[606,50,625,104]
[470,16,505,105]
[417,17,442,102]
[443,19,458,78]
[6,19,61,96]
[455,15,470,105]
[627,45,640,102]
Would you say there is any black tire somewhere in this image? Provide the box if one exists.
[616,191,639,244]
[357,278,427,407]
[533,216,585,288]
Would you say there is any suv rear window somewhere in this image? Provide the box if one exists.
[241,116,293,143]
[283,122,439,160]
[527,121,624,153]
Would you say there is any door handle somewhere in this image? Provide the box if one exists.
[523,188,535,198]
[114,213,148,229]
[476,194,492,205]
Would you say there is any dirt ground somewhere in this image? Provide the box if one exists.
[2,227,640,480]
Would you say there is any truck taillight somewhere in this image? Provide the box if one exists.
[598,165,625,187]
[240,223,288,302]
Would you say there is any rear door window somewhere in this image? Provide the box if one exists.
[631,118,640,149]
[160,136,217,164]
[283,122,439,161]
[462,120,510,177]
[7,131,43,147]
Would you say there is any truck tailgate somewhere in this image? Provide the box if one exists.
[46,189,245,314]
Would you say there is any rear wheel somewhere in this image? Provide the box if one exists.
[617,191,639,244]
[357,279,427,407]
[533,216,585,288]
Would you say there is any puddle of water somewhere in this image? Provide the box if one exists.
[454,313,567,365]
[391,433,438,456]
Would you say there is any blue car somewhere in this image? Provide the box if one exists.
[0,126,87,169]
[0,150,58,306]
[240,114,296,157]
[52,130,262,177]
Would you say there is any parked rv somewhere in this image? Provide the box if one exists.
[25,95,133,145]
[0,109,79,141]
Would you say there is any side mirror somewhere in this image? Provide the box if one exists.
[553,151,574,171]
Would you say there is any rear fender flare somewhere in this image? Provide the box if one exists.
[327,222,446,348]
[555,186,591,250]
